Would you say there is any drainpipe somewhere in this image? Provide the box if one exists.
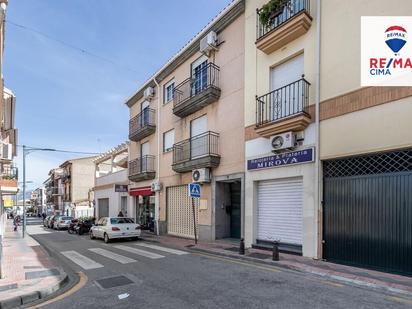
[315,0,322,259]
[153,78,161,236]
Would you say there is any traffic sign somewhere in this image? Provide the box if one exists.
[188,183,201,198]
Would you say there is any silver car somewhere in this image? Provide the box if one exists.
[54,216,73,230]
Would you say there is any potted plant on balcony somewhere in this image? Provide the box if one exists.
[259,0,288,27]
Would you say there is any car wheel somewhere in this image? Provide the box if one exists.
[89,231,95,240]
[104,233,110,243]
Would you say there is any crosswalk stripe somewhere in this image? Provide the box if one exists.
[135,243,188,255]
[61,251,104,270]
[88,248,136,264]
[114,245,165,259]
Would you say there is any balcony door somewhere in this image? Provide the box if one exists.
[141,100,150,126]
[190,115,207,159]
[191,56,208,96]
[270,54,304,120]
[141,142,149,172]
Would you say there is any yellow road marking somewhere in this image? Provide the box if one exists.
[27,272,88,308]
[192,252,281,273]
[386,296,412,305]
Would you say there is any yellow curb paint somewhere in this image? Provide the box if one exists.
[192,252,281,273]
[27,272,88,308]
[386,296,412,305]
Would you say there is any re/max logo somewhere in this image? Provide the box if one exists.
[369,57,412,75]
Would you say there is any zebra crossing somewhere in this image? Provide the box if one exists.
[60,243,189,270]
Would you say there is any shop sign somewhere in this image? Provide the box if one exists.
[247,148,314,171]
[115,184,128,193]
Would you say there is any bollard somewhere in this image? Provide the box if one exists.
[239,238,245,255]
[272,240,279,261]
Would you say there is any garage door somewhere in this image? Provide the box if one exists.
[167,185,199,239]
[257,178,303,246]
[97,198,109,218]
[323,150,412,275]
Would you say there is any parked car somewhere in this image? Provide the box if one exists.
[90,217,141,243]
[48,215,59,229]
[43,216,51,227]
[54,216,73,230]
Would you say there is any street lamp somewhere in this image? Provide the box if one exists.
[22,145,56,237]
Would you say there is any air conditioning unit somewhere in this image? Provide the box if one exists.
[192,168,211,183]
[151,181,162,192]
[143,87,155,100]
[0,143,12,161]
[270,132,295,152]
[200,31,218,56]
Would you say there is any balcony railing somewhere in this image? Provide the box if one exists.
[256,78,310,127]
[173,63,221,117]
[172,131,220,172]
[0,166,18,180]
[128,155,156,182]
[129,108,156,141]
[256,0,310,40]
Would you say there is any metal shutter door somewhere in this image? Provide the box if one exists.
[98,198,109,218]
[167,185,199,239]
[257,178,303,245]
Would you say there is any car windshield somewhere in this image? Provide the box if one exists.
[61,217,72,220]
[110,218,134,224]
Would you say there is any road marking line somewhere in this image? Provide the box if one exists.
[88,248,136,264]
[114,245,165,259]
[27,272,88,308]
[61,251,104,270]
[387,296,412,305]
[192,252,281,273]
[135,243,189,255]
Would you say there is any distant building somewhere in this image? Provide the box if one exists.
[93,143,129,219]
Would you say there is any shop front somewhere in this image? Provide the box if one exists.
[129,186,155,232]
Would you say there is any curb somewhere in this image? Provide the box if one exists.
[0,272,68,309]
[188,246,412,298]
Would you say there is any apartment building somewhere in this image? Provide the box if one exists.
[30,187,46,215]
[126,0,245,241]
[244,0,411,275]
[44,168,64,214]
[94,143,130,220]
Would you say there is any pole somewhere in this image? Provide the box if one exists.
[22,145,26,238]
[191,197,197,245]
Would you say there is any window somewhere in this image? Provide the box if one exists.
[164,79,175,104]
[163,129,175,152]
[111,218,134,224]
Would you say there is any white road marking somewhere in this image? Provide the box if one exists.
[61,251,104,270]
[88,248,136,264]
[135,243,188,255]
[26,225,51,235]
[114,245,165,259]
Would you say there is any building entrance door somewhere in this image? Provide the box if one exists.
[135,195,155,232]
[229,182,241,239]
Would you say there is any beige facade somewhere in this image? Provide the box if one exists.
[127,1,245,240]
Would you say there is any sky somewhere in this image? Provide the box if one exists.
[4,0,232,193]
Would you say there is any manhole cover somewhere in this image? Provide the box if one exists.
[95,275,134,289]
[247,252,271,260]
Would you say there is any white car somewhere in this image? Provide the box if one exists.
[89,217,141,243]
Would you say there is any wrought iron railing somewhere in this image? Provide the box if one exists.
[129,108,156,136]
[256,77,310,127]
[173,131,219,164]
[173,63,220,108]
[0,165,17,180]
[129,155,156,176]
[256,0,310,40]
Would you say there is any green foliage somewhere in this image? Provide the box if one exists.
[259,0,288,27]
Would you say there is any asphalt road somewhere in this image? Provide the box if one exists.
[27,223,411,309]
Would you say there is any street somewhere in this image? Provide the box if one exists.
[26,223,411,309]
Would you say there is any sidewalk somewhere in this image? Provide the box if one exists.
[0,219,68,308]
[141,232,412,297]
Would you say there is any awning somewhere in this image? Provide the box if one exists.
[129,186,153,196]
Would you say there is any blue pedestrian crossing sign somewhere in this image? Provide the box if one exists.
[188,183,201,198]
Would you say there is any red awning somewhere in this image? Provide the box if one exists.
[129,186,153,196]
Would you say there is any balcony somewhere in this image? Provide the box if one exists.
[172,131,220,173]
[173,63,221,118]
[0,166,18,188]
[256,0,312,54]
[255,78,311,137]
[129,108,156,142]
[52,187,64,196]
[128,155,156,182]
